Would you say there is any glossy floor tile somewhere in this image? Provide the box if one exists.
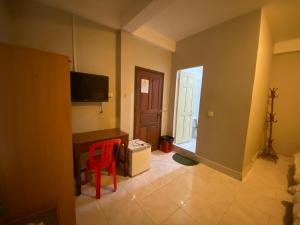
[76,151,293,225]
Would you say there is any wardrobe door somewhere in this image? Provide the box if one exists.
[0,44,75,225]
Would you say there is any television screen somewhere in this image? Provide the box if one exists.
[70,71,109,102]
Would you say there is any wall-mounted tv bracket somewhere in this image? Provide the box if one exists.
[99,102,103,114]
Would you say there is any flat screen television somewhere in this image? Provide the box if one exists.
[70,71,109,102]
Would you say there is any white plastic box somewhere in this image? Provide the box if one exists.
[128,139,151,177]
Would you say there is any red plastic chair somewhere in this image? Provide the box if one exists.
[84,139,121,199]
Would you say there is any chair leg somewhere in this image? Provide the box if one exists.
[95,168,101,199]
[112,163,117,192]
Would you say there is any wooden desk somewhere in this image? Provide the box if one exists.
[72,128,129,196]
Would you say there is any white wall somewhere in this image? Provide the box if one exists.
[0,0,119,133]
[170,10,261,177]
[71,17,118,133]
[0,0,73,57]
[270,51,300,156]
[243,10,274,177]
[0,0,173,139]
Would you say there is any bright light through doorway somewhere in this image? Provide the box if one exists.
[174,66,203,153]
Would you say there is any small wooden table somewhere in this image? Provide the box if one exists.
[72,128,129,196]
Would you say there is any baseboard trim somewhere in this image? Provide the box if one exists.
[172,145,242,180]
[194,154,242,180]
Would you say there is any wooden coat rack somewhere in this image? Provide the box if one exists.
[258,88,279,162]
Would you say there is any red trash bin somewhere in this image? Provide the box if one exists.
[160,135,174,153]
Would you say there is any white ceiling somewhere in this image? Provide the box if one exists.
[33,0,300,43]
[33,0,152,29]
[146,0,267,41]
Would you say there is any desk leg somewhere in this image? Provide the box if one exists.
[74,154,81,196]
[124,146,129,176]
[117,143,129,177]
[123,138,129,176]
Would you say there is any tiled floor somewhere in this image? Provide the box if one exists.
[76,151,293,225]
[175,138,196,153]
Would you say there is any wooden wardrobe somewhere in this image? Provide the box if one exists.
[0,44,76,224]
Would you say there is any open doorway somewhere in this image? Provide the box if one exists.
[173,66,203,153]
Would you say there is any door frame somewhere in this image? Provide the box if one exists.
[173,71,181,143]
[133,66,164,148]
[173,66,204,154]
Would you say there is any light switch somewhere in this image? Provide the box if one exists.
[109,92,113,98]
[208,111,214,118]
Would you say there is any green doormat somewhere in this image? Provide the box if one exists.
[172,153,199,166]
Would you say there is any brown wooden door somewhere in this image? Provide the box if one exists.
[134,67,164,150]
